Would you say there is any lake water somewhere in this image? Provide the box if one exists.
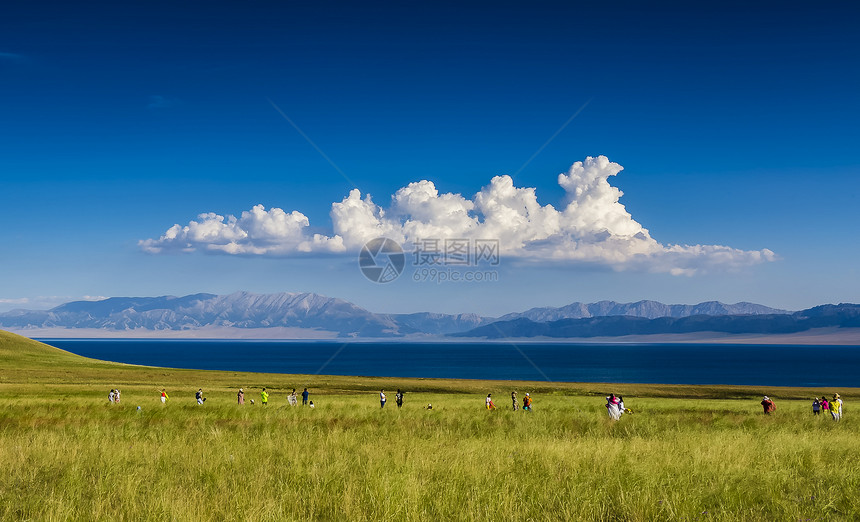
[40,339,860,387]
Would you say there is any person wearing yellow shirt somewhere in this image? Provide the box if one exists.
[832,394,843,421]
[261,388,269,405]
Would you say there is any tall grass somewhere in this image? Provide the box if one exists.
[1,331,858,520]
[1,392,858,521]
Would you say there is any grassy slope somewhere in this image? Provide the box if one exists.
[2,330,859,521]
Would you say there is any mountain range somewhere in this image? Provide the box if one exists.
[497,300,788,322]
[0,292,486,337]
[456,304,860,339]
[0,291,815,338]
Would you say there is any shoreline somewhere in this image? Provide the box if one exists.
[34,338,860,390]
[11,326,860,345]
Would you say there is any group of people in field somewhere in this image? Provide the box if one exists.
[759,394,845,420]
[235,387,313,408]
[811,394,844,420]
[131,387,315,408]
[484,391,533,411]
[111,388,846,422]
[378,389,404,408]
[146,387,536,412]
[126,386,535,412]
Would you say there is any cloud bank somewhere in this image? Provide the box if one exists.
[140,205,345,255]
[0,295,109,313]
[140,156,775,274]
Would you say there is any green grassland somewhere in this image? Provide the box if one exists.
[1,330,858,521]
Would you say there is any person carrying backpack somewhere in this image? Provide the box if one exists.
[523,393,532,412]
[761,396,776,414]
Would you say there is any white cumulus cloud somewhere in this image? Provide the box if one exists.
[140,156,775,274]
[139,204,344,255]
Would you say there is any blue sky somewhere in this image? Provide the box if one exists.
[1,1,858,315]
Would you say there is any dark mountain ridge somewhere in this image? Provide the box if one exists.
[497,300,788,322]
[455,304,860,339]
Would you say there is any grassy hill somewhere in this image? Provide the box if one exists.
[2,330,860,521]
[0,328,106,368]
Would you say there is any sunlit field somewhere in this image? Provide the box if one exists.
[1,331,858,521]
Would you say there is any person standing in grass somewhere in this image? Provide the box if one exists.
[812,398,821,415]
[237,388,244,405]
[486,393,495,410]
[288,389,298,406]
[261,388,269,406]
[831,394,843,421]
[109,389,115,403]
[196,389,205,405]
[395,389,403,409]
[115,389,120,404]
[761,396,775,415]
[523,393,532,412]
[380,390,387,408]
[821,397,830,414]
[302,388,309,406]
[606,394,621,420]
[511,391,518,411]
[160,389,169,404]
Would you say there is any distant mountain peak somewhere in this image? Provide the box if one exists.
[498,300,790,323]
[1,292,798,338]
[456,302,860,339]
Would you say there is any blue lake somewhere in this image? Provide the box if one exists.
[40,339,860,388]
